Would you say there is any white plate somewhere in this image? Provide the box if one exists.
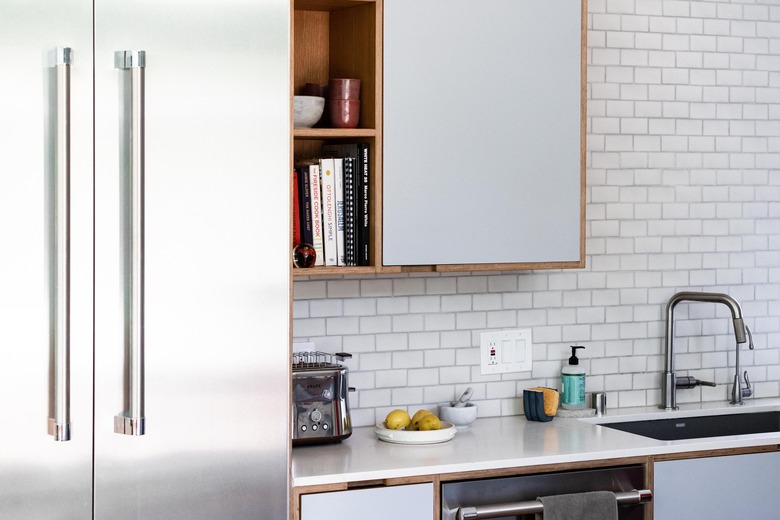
[374,421,457,445]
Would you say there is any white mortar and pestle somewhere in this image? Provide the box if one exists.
[439,387,477,429]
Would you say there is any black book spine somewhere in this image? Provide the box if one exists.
[358,144,370,266]
[298,166,313,246]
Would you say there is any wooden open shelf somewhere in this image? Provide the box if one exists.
[291,0,383,277]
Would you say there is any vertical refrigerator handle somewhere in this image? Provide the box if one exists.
[114,50,146,436]
[49,47,73,442]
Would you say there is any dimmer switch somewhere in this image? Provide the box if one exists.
[480,329,532,375]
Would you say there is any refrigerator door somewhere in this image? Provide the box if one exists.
[93,1,290,519]
[0,2,94,519]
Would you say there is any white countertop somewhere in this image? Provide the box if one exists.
[292,398,780,487]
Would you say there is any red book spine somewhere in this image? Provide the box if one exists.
[292,169,301,246]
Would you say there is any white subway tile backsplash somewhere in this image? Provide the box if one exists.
[325,280,358,299]
[292,0,780,427]
[426,313,457,331]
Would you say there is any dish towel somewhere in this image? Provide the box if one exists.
[535,491,618,520]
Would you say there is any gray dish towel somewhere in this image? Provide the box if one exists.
[535,491,618,520]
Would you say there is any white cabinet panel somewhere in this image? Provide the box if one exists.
[383,0,583,266]
[301,483,434,520]
[654,452,780,519]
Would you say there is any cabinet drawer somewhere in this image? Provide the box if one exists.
[300,483,434,520]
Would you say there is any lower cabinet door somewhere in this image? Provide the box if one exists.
[301,483,434,520]
[654,451,780,519]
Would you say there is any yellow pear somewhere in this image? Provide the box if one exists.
[384,409,411,430]
[417,414,442,431]
[410,409,433,430]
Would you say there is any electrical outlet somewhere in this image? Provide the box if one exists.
[480,329,532,375]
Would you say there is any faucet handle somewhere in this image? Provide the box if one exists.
[676,376,716,389]
[746,325,754,350]
[742,371,753,398]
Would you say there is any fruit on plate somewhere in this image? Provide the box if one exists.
[409,409,433,430]
[417,414,442,431]
[385,409,411,430]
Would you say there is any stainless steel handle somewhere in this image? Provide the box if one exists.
[114,50,146,436]
[676,376,716,389]
[49,47,73,442]
[456,489,652,520]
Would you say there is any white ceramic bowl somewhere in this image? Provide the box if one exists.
[293,95,325,128]
[438,403,478,429]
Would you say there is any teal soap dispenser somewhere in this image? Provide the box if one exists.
[561,346,586,410]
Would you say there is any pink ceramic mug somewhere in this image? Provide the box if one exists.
[328,78,360,100]
[328,99,360,128]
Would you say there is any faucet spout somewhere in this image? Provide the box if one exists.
[661,291,750,410]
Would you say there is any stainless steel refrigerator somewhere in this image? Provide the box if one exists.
[0,1,291,519]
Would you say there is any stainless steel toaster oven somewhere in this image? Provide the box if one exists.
[292,352,353,445]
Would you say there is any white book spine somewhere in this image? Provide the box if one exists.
[319,158,338,266]
[333,158,346,266]
[308,163,324,266]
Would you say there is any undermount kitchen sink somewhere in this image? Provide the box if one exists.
[598,411,780,441]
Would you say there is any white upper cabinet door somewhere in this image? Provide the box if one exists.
[383,0,584,267]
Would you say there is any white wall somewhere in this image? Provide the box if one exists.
[293,0,780,428]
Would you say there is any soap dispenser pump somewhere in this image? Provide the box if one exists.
[561,346,586,410]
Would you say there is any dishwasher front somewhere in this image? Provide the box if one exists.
[441,464,649,520]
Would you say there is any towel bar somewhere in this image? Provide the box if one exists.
[457,489,652,520]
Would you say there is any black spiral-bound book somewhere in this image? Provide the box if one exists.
[343,156,356,266]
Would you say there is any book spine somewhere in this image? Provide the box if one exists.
[298,167,313,247]
[319,157,338,266]
[308,163,324,266]
[344,157,356,266]
[292,169,301,247]
[358,143,370,266]
[333,158,346,266]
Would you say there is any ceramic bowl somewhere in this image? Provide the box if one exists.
[293,95,325,128]
[438,402,478,429]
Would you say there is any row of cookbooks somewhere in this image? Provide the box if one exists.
[293,142,370,267]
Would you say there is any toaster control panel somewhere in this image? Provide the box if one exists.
[295,402,334,438]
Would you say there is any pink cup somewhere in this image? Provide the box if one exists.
[328,99,360,128]
[328,78,360,100]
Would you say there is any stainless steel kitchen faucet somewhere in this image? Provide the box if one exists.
[661,291,754,410]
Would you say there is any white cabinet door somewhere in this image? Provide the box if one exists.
[301,483,434,520]
[654,451,780,519]
[383,0,583,266]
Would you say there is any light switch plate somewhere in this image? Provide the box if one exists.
[480,329,532,375]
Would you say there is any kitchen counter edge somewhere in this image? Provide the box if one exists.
[292,398,780,488]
